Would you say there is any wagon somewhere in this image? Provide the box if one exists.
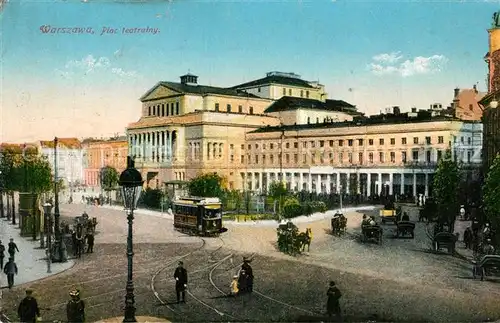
[395,221,415,239]
[472,255,500,281]
[361,225,383,244]
[432,232,457,254]
[331,214,347,236]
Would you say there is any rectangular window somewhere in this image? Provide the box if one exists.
[306,91,309,98]
[390,138,395,145]
[348,139,353,146]
[215,103,219,111]
[270,155,274,164]
[339,140,344,147]
[255,155,259,164]
[230,155,234,162]
[148,106,152,116]
[320,153,325,164]
[348,153,353,163]
[358,152,363,164]
[240,155,245,163]
[468,137,472,145]
[238,105,243,113]
[358,139,364,146]
[339,152,344,164]
[426,136,431,145]
[283,88,286,95]
[329,152,334,164]
[412,150,419,161]
[402,151,407,163]
[311,141,316,148]
[285,154,290,163]
[241,144,244,150]
[426,150,431,162]
[379,138,384,145]
[312,153,316,163]
[294,142,298,148]
[390,152,395,163]
[300,90,303,97]
[329,140,334,147]
[286,142,290,149]
[379,152,384,163]
[437,150,442,161]
[227,104,232,113]
[176,102,179,115]
[288,89,292,96]
[258,87,261,92]
[369,139,374,145]
[320,140,325,147]
[270,143,274,149]
[438,136,444,144]
[402,137,407,145]
[369,152,374,163]
[468,150,472,162]
[262,155,266,164]
[413,137,419,144]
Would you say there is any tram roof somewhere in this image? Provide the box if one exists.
[174,196,221,205]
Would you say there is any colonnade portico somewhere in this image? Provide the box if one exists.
[128,130,178,162]
[241,168,432,197]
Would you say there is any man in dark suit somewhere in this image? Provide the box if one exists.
[18,288,40,323]
[173,261,188,303]
[3,257,18,289]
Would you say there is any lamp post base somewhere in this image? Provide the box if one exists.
[123,281,137,322]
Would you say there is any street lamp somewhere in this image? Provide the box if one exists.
[490,99,498,109]
[118,156,144,323]
[42,203,53,273]
[0,169,4,219]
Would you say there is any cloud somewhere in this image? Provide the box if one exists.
[372,51,403,64]
[57,54,137,78]
[368,52,447,77]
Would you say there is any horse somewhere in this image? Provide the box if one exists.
[298,228,312,252]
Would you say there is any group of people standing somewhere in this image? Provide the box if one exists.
[1,238,20,289]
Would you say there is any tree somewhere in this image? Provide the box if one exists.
[15,154,53,194]
[482,154,500,246]
[187,172,226,198]
[268,181,289,215]
[100,166,119,191]
[432,150,460,232]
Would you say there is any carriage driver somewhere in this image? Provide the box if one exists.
[361,215,370,226]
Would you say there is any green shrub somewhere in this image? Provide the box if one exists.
[283,197,303,219]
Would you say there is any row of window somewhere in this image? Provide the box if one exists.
[282,87,310,98]
[214,103,254,114]
[241,136,446,151]
[147,102,180,117]
[235,149,475,166]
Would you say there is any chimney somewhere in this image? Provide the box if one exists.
[454,88,460,98]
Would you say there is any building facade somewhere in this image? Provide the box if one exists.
[243,112,482,197]
[126,72,360,189]
[37,138,84,187]
[82,136,128,187]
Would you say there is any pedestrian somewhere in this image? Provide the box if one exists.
[8,238,19,260]
[0,240,5,270]
[3,257,18,289]
[17,288,40,323]
[66,289,85,323]
[326,281,342,321]
[86,233,94,253]
[173,261,187,303]
[230,275,239,296]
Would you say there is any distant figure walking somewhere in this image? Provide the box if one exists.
[18,288,40,323]
[86,233,94,253]
[0,240,5,270]
[3,257,18,289]
[173,261,188,303]
[66,289,85,323]
[326,281,342,321]
[8,238,19,260]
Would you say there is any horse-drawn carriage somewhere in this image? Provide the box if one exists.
[331,213,347,236]
[395,221,415,239]
[60,212,98,258]
[432,232,457,254]
[361,224,383,244]
[380,201,398,224]
[472,255,500,281]
[276,222,311,255]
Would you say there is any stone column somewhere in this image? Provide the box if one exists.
[266,173,271,191]
[357,172,361,194]
[259,172,263,193]
[367,173,371,197]
[156,132,160,162]
[413,173,417,197]
[346,173,350,193]
[168,131,173,160]
[400,173,405,195]
[291,173,296,191]
[308,172,313,192]
[299,173,304,191]
[378,173,382,194]
[424,173,429,196]
[389,173,393,195]
[336,172,340,193]
[317,174,322,193]
[326,175,331,194]
[152,131,156,162]
[250,172,255,191]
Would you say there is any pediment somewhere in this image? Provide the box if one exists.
[140,83,181,102]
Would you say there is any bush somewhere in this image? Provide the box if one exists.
[138,188,164,209]
[304,201,327,216]
[282,197,303,219]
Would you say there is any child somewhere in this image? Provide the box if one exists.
[230,275,239,296]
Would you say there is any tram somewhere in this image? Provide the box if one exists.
[173,196,228,236]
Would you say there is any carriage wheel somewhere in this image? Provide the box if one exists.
[378,233,383,245]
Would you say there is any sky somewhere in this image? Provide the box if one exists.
[1,0,499,143]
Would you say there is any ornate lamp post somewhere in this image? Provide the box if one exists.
[42,203,53,273]
[0,169,4,219]
[52,137,67,263]
[118,156,144,323]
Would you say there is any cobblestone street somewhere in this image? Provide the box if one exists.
[1,203,500,322]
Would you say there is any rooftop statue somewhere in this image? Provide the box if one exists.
[493,11,500,28]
